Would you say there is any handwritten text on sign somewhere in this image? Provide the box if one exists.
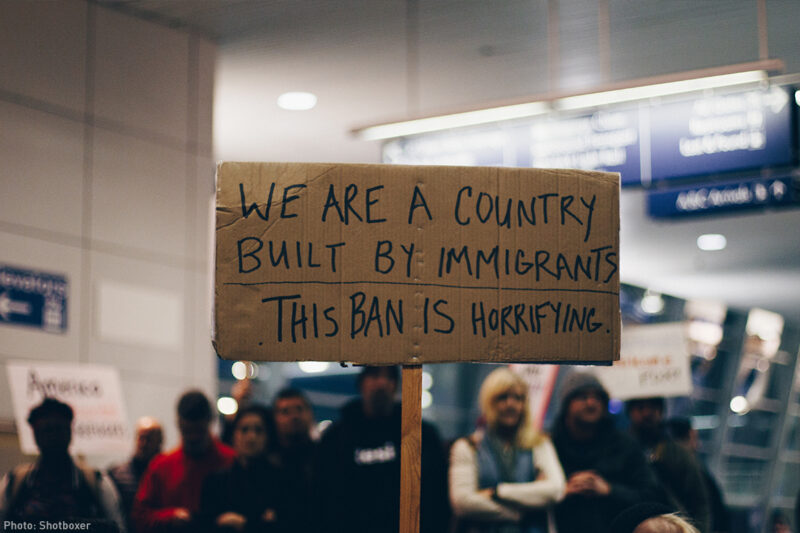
[214,163,620,364]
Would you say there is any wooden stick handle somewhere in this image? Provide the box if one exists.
[400,364,422,533]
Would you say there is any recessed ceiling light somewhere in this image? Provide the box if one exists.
[277,91,317,110]
[697,234,726,251]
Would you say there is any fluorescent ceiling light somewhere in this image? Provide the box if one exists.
[697,234,727,251]
[555,70,767,111]
[355,101,550,141]
[277,91,317,110]
[353,62,780,141]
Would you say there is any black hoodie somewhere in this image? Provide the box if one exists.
[314,399,450,533]
[551,415,665,533]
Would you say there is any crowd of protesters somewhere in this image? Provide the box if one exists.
[0,365,751,533]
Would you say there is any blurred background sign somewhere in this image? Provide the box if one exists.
[6,361,129,456]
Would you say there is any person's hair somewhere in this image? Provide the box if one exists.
[356,365,400,389]
[665,417,693,441]
[177,390,212,421]
[27,397,73,426]
[640,514,701,533]
[478,367,538,448]
[274,387,310,407]
[625,397,666,414]
[232,404,274,439]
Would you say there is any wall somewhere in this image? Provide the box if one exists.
[0,0,216,461]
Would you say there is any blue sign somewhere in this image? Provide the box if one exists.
[647,175,800,218]
[0,265,68,333]
[527,108,642,186]
[649,87,794,182]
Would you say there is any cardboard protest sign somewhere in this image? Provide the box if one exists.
[214,163,620,364]
[594,322,693,400]
[6,361,129,455]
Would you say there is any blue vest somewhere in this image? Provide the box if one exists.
[473,434,547,533]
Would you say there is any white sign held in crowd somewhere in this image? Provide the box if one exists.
[509,364,559,431]
[6,361,129,455]
[594,322,693,400]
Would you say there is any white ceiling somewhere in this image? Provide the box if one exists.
[103,0,800,328]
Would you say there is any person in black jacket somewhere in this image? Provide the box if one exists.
[315,365,450,533]
[551,371,665,533]
[201,404,286,533]
[626,399,711,533]
[666,417,731,533]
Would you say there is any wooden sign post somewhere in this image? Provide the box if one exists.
[400,365,422,533]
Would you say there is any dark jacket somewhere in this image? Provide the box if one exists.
[268,439,318,533]
[200,458,287,533]
[315,399,450,533]
[644,436,711,533]
[551,416,664,533]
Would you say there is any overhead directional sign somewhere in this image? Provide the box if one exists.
[649,86,794,182]
[0,265,68,333]
[647,175,800,218]
[527,109,642,186]
[383,85,796,189]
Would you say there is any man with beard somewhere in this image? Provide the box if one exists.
[315,366,450,533]
[132,390,235,533]
[627,398,710,533]
[551,372,664,533]
[269,388,317,532]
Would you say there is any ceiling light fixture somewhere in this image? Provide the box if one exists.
[277,91,317,111]
[697,234,727,251]
[355,101,550,141]
[352,60,782,141]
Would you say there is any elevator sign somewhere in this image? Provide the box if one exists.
[0,265,68,333]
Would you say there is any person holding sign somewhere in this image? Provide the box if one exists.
[314,366,450,533]
[0,398,125,532]
[551,372,663,533]
[449,367,566,533]
[200,404,287,532]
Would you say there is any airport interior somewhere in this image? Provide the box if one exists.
[1,1,800,532]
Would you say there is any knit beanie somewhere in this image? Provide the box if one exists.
[558,371,609,408]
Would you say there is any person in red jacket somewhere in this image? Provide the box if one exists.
[132,390,235,533]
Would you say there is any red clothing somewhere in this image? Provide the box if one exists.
[132,439,235,532]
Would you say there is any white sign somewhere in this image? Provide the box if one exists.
[7,361,129,455]
[509,364,559,431]
[595,322,692,400]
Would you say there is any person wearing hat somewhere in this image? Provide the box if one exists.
[550,371,664,533]
[314,365,450,533]
[0,398,125,532]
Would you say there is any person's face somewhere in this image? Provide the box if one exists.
[178,417,211,457]
[491,386,525,430]
[628,400,663,433]
[566,389,606,428]
[135,425,163,462]
[360,369,397,417]
[32,415,71,457]
[233,413,267,459]
[274,397,312,441]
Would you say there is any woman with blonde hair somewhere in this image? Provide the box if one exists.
[449,367,566,533]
